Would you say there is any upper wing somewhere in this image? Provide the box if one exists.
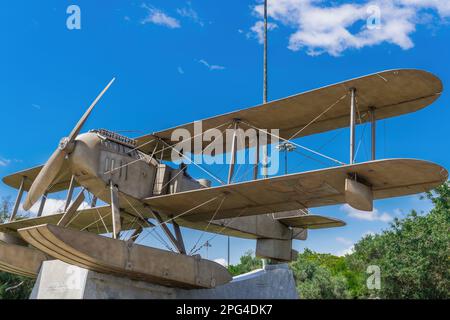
[135,69,442,159]
[2,164,76,192]
[143,159,448,221]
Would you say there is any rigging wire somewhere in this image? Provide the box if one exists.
[190,206,249,256]
[121,196,174,251]
[354,121,368,162]
[158,139,225,185]
[85,190,109,234]
[288,93,348,140]
[241,120,345,166]
[137,196,220,244]
[188,195,227,255]
[289,129,344,173]
[106,122,231,178]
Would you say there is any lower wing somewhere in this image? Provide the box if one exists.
[143,159,447,222]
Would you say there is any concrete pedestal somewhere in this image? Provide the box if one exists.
[30,260,298,299]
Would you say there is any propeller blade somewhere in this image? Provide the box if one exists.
[68,77,115,142]
[23,78,115,211]
[22,148,65,211]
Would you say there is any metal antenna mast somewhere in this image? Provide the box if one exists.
[227,236,230,267]
[228,0,269,268]
[261,0,269,179]
[263,0,268,104]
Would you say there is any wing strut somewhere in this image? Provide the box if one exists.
[369,106,376,160]
[350,88,357,164]
[10,177,25,222]
[37,192,48,217]
[227,120,239,184]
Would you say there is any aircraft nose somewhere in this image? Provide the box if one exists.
[69,132,102,179]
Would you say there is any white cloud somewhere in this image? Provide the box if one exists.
[177,4,204,26]
[214,257,228,267]
[336,244,355,256]
[362,230,376,237]
[336,231,378,256]
[335,237,354,256]
[336,236,353,246]
[250,0,449,56]
[0,157,10,167]
[248,20,278,44]
[198,59,225,71]
[141,4,180,29]
[177,66,185,74]
[24,197,90,217]
[399,0,450,17]
[32,104,41,110]
[340,204,393,222]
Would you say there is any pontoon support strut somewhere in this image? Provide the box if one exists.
[172,220,186,254]
[152,211,186,254]
[110,183,122,239]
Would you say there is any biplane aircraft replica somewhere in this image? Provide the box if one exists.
[0,69,447,288]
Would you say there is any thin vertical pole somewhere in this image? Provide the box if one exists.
[262,0,269,179]
[369,107,376,160]
[349,88,356,164]
[262,145,268,178]
[228,121,238,184]
[227,236,230,267]
[90,195,97,208]
[10,176,25,222]
[37,192,48,217]
[110,182,121,239]
[263,0,268,105]
[262,3,270,263]
[253,132,259,180]
[285,150,288,174]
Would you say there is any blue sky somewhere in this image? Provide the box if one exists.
[0,1,449,265]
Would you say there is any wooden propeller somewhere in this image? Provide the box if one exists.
[22,78,115,211]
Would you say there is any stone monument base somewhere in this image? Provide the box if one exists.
[30,260,298,299]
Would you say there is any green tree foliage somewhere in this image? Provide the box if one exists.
[290,250,350,299]
[230,182,450,299]
[0,197,35,299]
[228,250,263,276]
[347,182,450,299]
